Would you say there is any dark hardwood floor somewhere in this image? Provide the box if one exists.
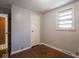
[0,49,6,57]
[11,45,74,58]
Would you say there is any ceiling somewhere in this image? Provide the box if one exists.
[0,0,74,13]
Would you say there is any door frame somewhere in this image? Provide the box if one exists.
[0,14,8,56]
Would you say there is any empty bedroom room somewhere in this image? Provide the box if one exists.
[0,0,79,58]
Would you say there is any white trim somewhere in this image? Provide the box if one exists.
[10,43,79,57]
[11,47,31,55]
[56,6,75,31]
[40,43,79,58]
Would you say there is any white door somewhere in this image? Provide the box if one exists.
[31,13,40,47]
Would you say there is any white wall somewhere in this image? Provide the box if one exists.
[41,1,79,53]
[11,5,41,52]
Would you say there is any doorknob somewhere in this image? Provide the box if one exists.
[32,30,34,32]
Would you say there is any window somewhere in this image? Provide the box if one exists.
[56,8,75,30]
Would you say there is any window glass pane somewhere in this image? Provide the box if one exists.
[59,15,72,20]
[58,20,72,24]
[57,8,73,29]
[59,24,72,28]
[59,10,72,16]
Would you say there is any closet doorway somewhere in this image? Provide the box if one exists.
[0,14,8,57]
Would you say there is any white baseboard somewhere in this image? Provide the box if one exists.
[11,46,31,55]
[40,43,79,58]
[11,43,79,58]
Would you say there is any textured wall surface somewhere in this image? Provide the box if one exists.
[41,1,79,53]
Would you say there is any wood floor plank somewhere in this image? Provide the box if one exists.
[11,45,74,58]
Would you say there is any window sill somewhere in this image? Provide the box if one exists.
[56,28,76,31]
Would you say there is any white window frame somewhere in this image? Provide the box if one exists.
[56,7,75,31]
